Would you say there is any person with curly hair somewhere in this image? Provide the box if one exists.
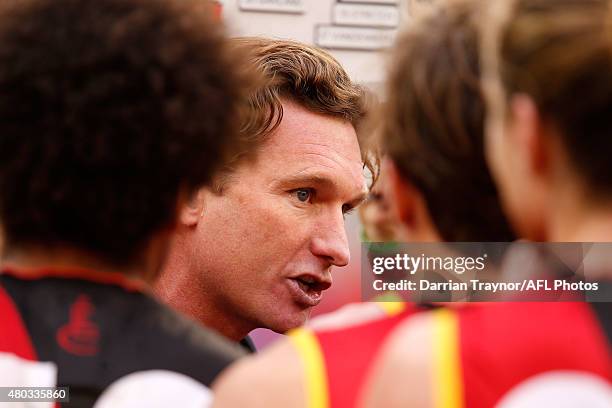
[0,0,255,405]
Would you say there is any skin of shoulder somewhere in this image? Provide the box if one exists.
[361,312,436,408]
[212,338,307,408]
[213,309,438,408]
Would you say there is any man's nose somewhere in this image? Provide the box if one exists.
[310,212,350,267]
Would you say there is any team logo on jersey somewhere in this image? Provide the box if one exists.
[57,294,100,356]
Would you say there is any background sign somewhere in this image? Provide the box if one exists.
[339,0,399,4]
[333,3,399,28]
[239,0,305,14]
[315,25,397,50]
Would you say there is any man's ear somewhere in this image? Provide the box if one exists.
[385,160,418,228]
[509,94,548,177]
[179,188,207,227]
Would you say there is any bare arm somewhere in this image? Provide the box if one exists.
[361,312,440,408]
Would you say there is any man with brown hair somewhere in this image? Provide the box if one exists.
[155,38,374,346]
[213,2,611,407]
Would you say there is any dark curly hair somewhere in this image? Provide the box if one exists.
[0,0,252,266]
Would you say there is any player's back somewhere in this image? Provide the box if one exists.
[290,301,611,408]
[0,266,244,407]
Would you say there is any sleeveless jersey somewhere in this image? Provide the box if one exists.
[290,302,611,408]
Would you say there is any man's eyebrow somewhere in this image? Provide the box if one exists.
[277,172,368,208]
[278,173,336,188]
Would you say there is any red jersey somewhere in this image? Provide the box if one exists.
[289,302,611,408]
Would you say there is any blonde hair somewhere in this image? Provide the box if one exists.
[482,0,612,194]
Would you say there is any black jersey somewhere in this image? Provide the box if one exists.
[0,265,244,407]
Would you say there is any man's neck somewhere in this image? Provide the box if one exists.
[548,202,612,281]
[156,261,254,342]
[195,304,253,342]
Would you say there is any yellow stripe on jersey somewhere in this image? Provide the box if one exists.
[432,309,464,408]
[377,301,406,316]
[371,292,406,316]
[288,328,329,408]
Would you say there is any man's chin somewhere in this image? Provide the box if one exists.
[264,307,313,334]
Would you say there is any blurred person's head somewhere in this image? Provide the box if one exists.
[382,0,515,242]
[482,0,612,242]
[359,164,407,242]
[0,0,250,278]
[156,38,374,340]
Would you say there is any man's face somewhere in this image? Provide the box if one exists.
[189,100,367,333]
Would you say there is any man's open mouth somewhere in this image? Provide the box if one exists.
[286,274,332,307]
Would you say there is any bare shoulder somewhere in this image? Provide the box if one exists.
[360,311,438,408]
[212,338,306,408]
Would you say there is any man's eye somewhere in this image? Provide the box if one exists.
[294,188,313,203]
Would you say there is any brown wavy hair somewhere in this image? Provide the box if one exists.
[382,0,515,241]
[483,0,612,197]
[214,37,378,190]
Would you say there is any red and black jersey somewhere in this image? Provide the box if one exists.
[0,265,244,407]
[290,301,611,408]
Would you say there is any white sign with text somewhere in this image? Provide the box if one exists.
[339,0,398,4]
[315,25,397,51]
[238,0,304,14]
[333,3,399,28]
